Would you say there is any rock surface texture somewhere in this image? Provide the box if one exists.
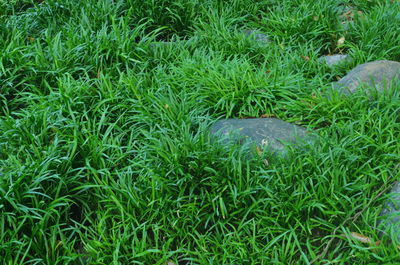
[319,54,352,67]
[149,41,175,51]
[210,118,311,155]
[334,60,400,95]
[379,182,400,242]
[243,29,271,44]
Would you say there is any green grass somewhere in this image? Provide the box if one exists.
[1,0,400,264]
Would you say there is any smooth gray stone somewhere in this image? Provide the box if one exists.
[210,118,312,155]
[319,54,352,67]
[243,29,271,44]
[333,60,400,95]
[379,182,400,242]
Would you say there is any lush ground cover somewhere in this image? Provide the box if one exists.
[1,0,399,264]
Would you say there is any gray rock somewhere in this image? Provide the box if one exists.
[379,182,400,242]
[243,29,271,44]
[319,54,352,67]
[333,60,400,95]
[210,118,313,156]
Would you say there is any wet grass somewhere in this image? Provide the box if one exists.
[1,0,400,264]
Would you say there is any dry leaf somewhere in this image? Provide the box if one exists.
[311,92,317,99]
[349,232,373,244]
[313,16,319,21]
[164,104,169,109]
[97,68,101,79]
[300,55,310,61]
[342,10,354,20]
[337,36,345,46]
[27,37,35,42]
[260,113,275,118]
[167,262,177,265]
[256,146,263,156]
[341,232,381,246]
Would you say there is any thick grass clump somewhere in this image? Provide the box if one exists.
[1,0,400,264]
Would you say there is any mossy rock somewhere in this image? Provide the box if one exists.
[379,181,400,242]
[333,60,400,95]
[242,29,271,44]
[210,118,314,156]
[318,54,352,67]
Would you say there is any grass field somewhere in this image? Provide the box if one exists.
[1,0,400,264]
